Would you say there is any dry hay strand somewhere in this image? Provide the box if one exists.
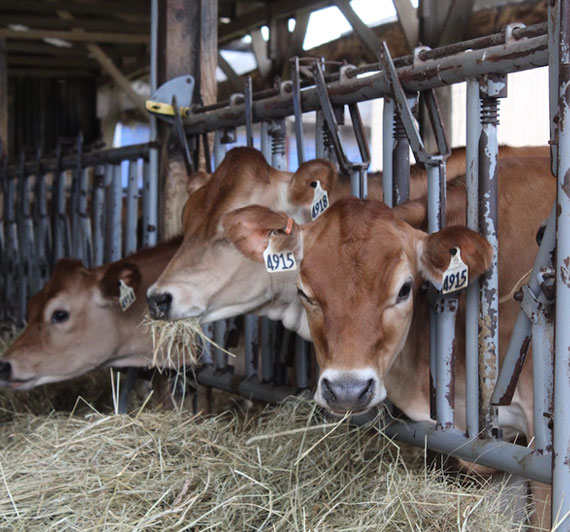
[0,396,528,531]
[141,314,235,371]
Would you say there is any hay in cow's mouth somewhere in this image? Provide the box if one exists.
[141,313,235,371]
[0,395,527,531]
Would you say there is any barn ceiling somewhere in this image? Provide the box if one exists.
[0,0,548,86]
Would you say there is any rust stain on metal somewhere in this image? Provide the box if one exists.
[494,336,530,405]
[561,256,570,288]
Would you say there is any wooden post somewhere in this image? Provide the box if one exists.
[0,38,7,156]
[157,0,217,238]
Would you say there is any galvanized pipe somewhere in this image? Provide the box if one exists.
[548,0,560,177]
[382,97,394,207]
[385,421,551,484]
[17,152,33,325]
[92,164,106,266]
[33,149,50,292]
[552,0,570,523]
[124,159,139,256]
[180,34,548,135]
[105,164,122,262]
[465,79,481,438]
[478,75,506,439]
[244,315,259,379]
[392,115,410,205]
[2,157,18,321]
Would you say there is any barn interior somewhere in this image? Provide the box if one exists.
[0,1,567,530]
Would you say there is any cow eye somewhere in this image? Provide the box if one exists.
[397,281,412,303]
[51,309,70,324]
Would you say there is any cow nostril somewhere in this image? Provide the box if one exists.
[358,379,374,402]
[147,292,173,319]
[321,378,337,403]
[0,361,11,381]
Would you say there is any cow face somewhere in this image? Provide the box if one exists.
[0,259,142,389]
[296,199,492,415]
[146,147,336,322]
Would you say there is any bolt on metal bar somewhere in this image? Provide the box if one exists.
[465,79,481,438]
[552,0,570,523]
[124,159,139,256]
[382,97,394,207]
[105,163,122,263]
[478,74,506,439]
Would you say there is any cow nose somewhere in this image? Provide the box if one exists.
[147,291,173,319]
[0,361,11,382]
[320,376,375,412]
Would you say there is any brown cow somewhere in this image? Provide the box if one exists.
[0,170,210,390]
[146,145,536,322]
[224,153,554,527]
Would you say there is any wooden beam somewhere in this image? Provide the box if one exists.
[85,43,147,115]
[333,0,381,55]
[218,51,242,93]
[8,67,95,77]
[439,0,475,45]
[287,11,310,57]
[392,0,419,50]
[8,55,99,68]
[0,29,149,45]
[250,28,272,79]
[0,15,148,34]
[201,0,218,108]
[0,38,7,156]
[1,0,145,16]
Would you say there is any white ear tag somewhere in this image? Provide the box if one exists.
[119,279,136,311]
[311,180,329,220]
[263,237,297,273]
[441,247,468,294]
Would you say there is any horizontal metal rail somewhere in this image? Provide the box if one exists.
[181,32,547,135]
[1,142,156,178]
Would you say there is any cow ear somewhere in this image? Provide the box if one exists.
[223,205,302,263]
[418,226,493,285]
[98,262,142,303]
[288,159,336,207]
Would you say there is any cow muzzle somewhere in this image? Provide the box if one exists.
[315,369,386,414]
[0,360,11,382]
[147,291,173,320]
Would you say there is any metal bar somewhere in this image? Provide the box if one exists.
[333,0,380,55]
[269,119,287,170]
[382,97,394,207]
[244,76,254,148]
[295,335,311,390]
[33,148,50,293]
[105,163,122,262]
[290,56,305,164]
[92,164,106,266]
[51,142,68,265]
[180,34,548,135]
[260,121,271,164]
[315,110,326,159]
[70,133,82,260]
[552,0,570,523]
[478,75,506,439]
[1,142,154,181]
[261,318,275,383]
[124,159,138,256]
[465,78,481,437]
[244,315,259,379]
[3,157,18,321]
[17,151,34,325]
[385,421,552,484]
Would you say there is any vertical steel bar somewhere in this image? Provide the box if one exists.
[213,131,229,372]
[124,159,138,256]
[465,78,481,438]
[382,97,394,207]
[295,335,310,390]
[3,158,18,322]
[552,1,570,524]
[51,142,68,265]
[290,56,305,164]
[244,76,254,148]
[244,315,259,378]
[548,0,560,178]
[76,160,93,268]
[270,119,286,170]
[261,318,275,383]
[478,75,506,438]
[315,111,326,159]
[92,164,106,266]
[260,121,271,163]
[435,295,458,429]
[145,0,159,248]
[392,114,410,205]
[71,132,83,260]
[33,148,50,293]
[17,152,33,325]
[105,163,122,262]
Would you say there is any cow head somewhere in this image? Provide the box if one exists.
[295,198,492,415]
[0,258,142,389]
[146,147,337,322]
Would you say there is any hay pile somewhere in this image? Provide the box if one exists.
[0,396,526,531]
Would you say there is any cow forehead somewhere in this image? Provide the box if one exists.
[301,199,416,302]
